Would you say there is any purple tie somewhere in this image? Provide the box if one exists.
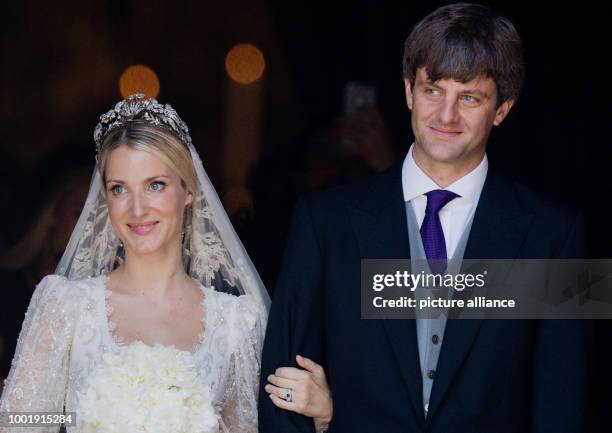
[420,189,460,274]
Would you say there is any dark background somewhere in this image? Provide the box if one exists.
[1,0,606,430]
[0,0,599,241]
[0,0,602,266]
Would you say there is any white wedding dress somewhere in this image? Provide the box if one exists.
[0,274,263,433]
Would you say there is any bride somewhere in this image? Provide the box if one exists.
[0,94,331,433]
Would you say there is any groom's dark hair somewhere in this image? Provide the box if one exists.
[402,3,524,106]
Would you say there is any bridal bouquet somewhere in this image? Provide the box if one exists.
[77,341,219,433]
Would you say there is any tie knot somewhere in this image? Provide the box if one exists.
[424,189,460,214]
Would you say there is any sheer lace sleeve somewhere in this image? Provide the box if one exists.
[221,295,266,433]
[0,275,78,432]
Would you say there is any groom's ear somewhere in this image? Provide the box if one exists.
[404,78,414,111]
[493,99,515,126]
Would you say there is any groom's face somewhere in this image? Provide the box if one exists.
[405,67,513,170]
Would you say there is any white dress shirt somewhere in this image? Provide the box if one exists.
[402,144,488,258]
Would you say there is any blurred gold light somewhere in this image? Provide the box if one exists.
[225,44,265,84]
[119,65,160,99]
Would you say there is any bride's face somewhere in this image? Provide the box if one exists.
[104,145,193,258]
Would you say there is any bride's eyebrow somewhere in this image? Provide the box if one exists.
[105,175,171,185]
[144,175,171,182]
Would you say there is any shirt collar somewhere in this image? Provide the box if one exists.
[402,144,488,205]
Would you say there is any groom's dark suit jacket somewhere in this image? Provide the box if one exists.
[259,163,590,433]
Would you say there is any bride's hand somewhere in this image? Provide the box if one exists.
[265,355,333,430]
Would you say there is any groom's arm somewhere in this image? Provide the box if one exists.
[532,213,591,433]
[259,196,326,433]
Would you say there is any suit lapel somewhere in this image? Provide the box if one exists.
[425,171,534,422]
[347,164,425,425]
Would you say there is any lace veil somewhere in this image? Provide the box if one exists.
[55,93,270,323]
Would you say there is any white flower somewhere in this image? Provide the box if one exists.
[77,341,219,433]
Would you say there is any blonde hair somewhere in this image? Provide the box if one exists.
[98,123,197,194]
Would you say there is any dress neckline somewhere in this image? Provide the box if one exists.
[98,274,211,355]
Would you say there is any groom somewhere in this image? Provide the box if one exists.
[259,3,589,432]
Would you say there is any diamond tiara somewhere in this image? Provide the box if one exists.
[93,93,193,153]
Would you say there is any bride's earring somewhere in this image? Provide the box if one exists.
[113,239,125,269]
